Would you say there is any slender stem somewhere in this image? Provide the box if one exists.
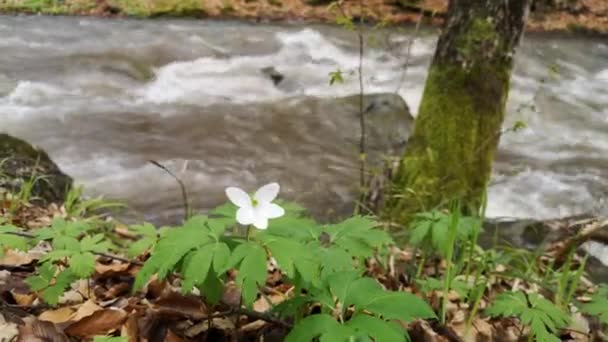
[149,160,190,222]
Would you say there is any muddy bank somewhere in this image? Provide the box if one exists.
[1,0,607,34]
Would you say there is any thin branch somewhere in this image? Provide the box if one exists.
[149,160,190,222]
[394,13,424,95]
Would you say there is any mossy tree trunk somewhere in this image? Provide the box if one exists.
[387,0,531,223]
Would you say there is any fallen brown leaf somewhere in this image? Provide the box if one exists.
[153,291,208,320]
[17,316,69,342]
[65,308,127,338]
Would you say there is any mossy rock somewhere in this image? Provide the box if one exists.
[0,134,72,205]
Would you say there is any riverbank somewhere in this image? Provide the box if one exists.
[0,0,607,34]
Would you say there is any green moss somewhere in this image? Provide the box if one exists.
[388,61,510,223]
[456,18,498,61]
[107,0,206,17]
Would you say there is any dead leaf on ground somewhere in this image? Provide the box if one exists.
[0,314,19,341]
[153,291,208,320]
[64,308,127,337]
[17,316,69,342]
[95,261,131,277]
[38,306,75,324]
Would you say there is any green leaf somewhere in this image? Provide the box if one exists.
[0,232,28,252]
[70,252,96,278]
[285,314,343,342]
[53,235,80,251]
[579,286,608,325]
[181,247,214,293]
[92,336,127,342]
[130,223,157,238]
[346,314,408,342]
[265,215,319,243]
[41,269,78,305]
[133,222,212,290]
[199,270,224,305]
[234,243,267,307]
[329,69,345,85]
[128,237,156,258]
[486,291,569,341]
[273,296,312,318]
[26,263,56,291]
[358,291,436,322]
[80,234,111,253]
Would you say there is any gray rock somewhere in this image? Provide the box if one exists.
[0,133,72,205]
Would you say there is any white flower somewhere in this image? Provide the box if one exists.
[225,182,285,230]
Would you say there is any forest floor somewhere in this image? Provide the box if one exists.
[0,0,607,34]
[0,195,606,341]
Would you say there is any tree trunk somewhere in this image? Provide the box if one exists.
[387,0,531,222]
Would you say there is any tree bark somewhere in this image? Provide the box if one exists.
[387,0,531,222]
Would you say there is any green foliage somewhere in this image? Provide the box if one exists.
[328,69,345,85]
[92,336,127,342]
[63,185,125,218]
[0,224,29,256]
[26,263,78,305]
[286,272,434,341]
[579,285,608,327]
[486,291,570,342]
[409,210,479,257]
[127,223,159,257]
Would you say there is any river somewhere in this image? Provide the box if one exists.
[0,15,607,227]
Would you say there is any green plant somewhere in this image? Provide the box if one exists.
[579,285,608,328]
[63,185,125,218]
[25,218,114,304]
[132,198,435,340]
[486,291,570,342]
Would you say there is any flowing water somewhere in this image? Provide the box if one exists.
[1,15,607,228]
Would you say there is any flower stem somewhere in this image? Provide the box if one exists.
[246,225,252,241]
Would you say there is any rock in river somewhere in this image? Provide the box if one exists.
[0,133,72,205]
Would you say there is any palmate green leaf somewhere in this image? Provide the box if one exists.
[234,243,267,307]
[128,237,157,258]
[26,262,56,291]
[53,235,80,251]
[260,235,321,284]
[133,220,213,290]
[359,291,436,322]
[319,247,355,280]
[409,221,432,246]
[181,247,213,293]
[80,234,112,253]
[486,291,569,341]
[285,314,344,342]
[266,215,320,243]
[327,274,436,323]
[130,223,157,238]
[199,269,224,304]
[41,269,78,305]
[0,230,28,253]
[182,242,231,294]
[579,286,608,325]
[70,252,96,278]
[273,296,313,318]
[346,314,408,342]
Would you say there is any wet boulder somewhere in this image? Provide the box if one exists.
[0,133,72,205]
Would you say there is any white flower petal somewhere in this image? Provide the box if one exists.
[226,187,252,208]
[252,214,269,230]
[254,182,280,203]
[259,202,285,219]
[236,207,255,225]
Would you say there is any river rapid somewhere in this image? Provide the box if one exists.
[0,15,607,227]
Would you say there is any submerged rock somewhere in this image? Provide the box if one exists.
[0,134,72,205]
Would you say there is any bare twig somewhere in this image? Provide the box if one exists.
[394,13,424,95]
[149,160,190,222]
